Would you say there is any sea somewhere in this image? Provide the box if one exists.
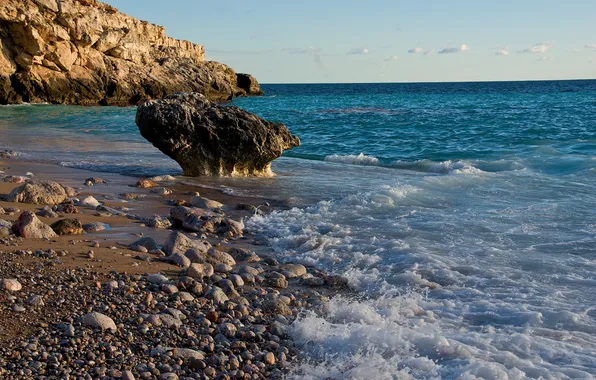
[2,80,596,379]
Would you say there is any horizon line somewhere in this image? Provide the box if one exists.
[261,77,596,85]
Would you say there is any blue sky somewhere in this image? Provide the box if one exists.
[107,0,596,83]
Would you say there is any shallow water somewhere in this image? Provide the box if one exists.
[2,80,596,378]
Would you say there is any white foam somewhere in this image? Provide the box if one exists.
[323,155,495,176]
[149,175,176,182]
[325,153,380,166]
[246,176,596,379]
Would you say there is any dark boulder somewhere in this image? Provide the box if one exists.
[236,74,264,96]
[136,93,300,177]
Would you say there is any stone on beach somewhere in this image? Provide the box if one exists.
[168,252,191,268]
[229,247,261,262]
[84,178,106,185]
[326,274,349,288]
[206,248,236,267]
[56,200,79,214]
[130,237,159,251]
[151,187,172,195]
[147,273,170,285]
[184,248,206,263]
[79,196,101,208]
[169,206,217,225]
[187,263,214,279]
[0,219,12,236]
[135,179,159,188]
[282,263,307,278]
[136,92,300,177]
[37,206,58,218]
[82,222,107,233]
[163,231,211,256]
[148,216,172,229]
[6,181,76,205]
[206,287,228,303]
[224,218,245,237]
[1,278,22,291]
[83,311,117,332]
[12,211,57,239]
[151,347,204,360]
[50,219,84,235]
[190,196,223,209]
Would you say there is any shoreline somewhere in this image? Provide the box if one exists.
[0,156,348,379]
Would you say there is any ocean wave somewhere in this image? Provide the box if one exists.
[392,159,485,174]
[325,153,380,166]
[246,178,596,379]
[324,154,499,174]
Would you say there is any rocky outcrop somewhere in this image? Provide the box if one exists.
[0,0,262,105]
[136,93,300,176]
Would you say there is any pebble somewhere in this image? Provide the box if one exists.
[282,263,307,278]
[206,287,228,303]
[215,263,232,273]
[80,196,101,208]
[83,311,118,332]
[0,204,337,379]
[187,263,214,279]
[263,352,276,365]
[122,370,135,380]
[1,278,22,291]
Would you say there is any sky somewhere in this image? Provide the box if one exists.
[106,0,596,83]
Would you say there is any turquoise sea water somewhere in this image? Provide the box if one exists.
[2,80,596,379]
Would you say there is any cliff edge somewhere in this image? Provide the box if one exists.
[0,0,263,105]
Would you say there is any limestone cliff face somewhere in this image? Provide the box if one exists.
[0,0,263,105]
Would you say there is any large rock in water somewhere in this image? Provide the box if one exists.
[136,93,300,176]
[0,0,262,105]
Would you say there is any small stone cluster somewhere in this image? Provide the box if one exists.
[0,243,333,379]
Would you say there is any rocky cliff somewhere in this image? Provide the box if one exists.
[0,0,263,105]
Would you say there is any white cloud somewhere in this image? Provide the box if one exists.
[585,44,596,49]
[282,47,323,69]
[384,55,399,62]
[408,47,434,55]
[438,44,470,54]
[536,56,553,62]
[495,49,509,56]
[408,47,425,54]
[517,42,552,54]
[347,48,369,55]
